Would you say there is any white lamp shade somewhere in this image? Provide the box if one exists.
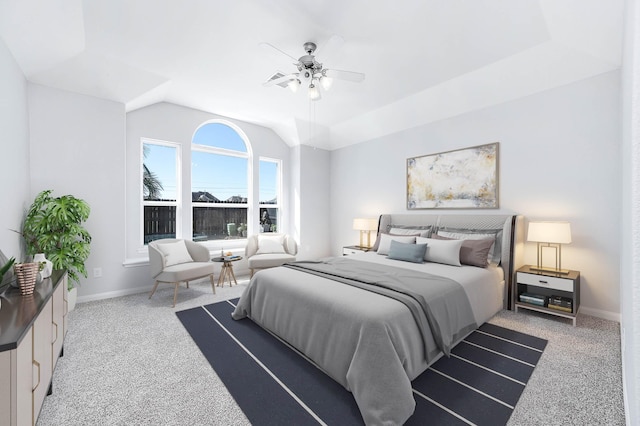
[308,83,321,100]
[527,221,572,244]
[287,79,300,93]
[320,75,333,91]
[353,218,378,231]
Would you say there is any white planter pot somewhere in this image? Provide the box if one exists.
[33,253,53,279]
[67,287,78,311]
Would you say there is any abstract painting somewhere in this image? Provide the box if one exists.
[407,143,498,209]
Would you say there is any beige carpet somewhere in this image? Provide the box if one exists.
[37,277,625,425]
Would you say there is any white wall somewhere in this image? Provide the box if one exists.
[330,71,621,320]
[0,38,30,258]
[291,145,331,260]
[621,0,640,423]
[27,84,132,299]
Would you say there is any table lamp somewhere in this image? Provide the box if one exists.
[527,221,572,274]
[353,218,378,248]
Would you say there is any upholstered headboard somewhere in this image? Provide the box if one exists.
[378,214,525,309]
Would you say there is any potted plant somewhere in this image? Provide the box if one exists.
[0,255,16,298]
[21,190,91,307]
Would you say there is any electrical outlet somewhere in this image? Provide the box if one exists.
[93,267,102,278]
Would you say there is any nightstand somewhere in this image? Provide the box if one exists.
[342,245,371,256]
[515,265,580,326]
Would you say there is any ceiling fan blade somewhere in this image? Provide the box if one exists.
[325,69,365,83]
[316,34,345,62]
[263,73,298,87]
[259,42,298,62]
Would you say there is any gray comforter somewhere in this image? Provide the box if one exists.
[232,257,477,425]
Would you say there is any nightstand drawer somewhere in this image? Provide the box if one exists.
[517,272,573,292]
[342,246,370,256]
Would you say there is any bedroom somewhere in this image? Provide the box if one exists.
[0,0,638,425]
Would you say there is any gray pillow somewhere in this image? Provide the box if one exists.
[386,240,427,263]
[432,234,494,268]
[389,226,431,238]
[436,227,503,265]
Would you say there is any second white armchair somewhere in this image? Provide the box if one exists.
[245,234,297,277]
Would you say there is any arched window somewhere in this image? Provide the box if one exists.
[191,121,251,241]
[139,119,282,249]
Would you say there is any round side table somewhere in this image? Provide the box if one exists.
[212,256,242,287]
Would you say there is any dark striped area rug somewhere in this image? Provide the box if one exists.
[176,299,547,425]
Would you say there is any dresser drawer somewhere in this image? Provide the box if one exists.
[517,272,573,292]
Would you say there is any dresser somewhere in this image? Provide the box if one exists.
[0,271,68,425]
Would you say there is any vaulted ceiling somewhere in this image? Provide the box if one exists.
[0,0,624,150]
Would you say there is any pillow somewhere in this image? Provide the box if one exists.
[371,232,419,252]
[256,238,286,254]
[376,234,417,255]
[258,234,285,245]
[432,235,494,268]
[389,227,431,238]
[436,228,503,265]
[156,241,194,267]
[416,237,463,267]
[387,240,427,263]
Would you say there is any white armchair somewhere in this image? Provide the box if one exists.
[245,234,298,277]
[148,238,216,307]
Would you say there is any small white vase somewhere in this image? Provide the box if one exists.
[33,253,53,279]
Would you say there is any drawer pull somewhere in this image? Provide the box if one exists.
[539,280,548,284]
[52,321,58,344]
[33,360,41,392]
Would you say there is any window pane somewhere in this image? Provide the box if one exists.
[193,207,248,241]
[143,143,177,201]
[192,151,248,202]
[259,160,278,204]
[193,123,247,152]
[144,206,176,243]
[259,207,278,233]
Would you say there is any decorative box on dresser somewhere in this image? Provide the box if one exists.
[0,270,68,426]
[515,265,580,326]
[342,245,371,256]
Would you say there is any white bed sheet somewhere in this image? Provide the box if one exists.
[349,251,505,325]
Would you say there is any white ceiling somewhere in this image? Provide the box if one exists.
[0,0,624,150]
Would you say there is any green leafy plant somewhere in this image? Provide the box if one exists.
[22,190,91,290]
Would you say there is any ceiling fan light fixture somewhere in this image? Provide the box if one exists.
[320,75,333,91]
[288,79,300,93]
[308,83,321,101]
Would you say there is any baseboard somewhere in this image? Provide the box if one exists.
[77,274,251,304]
[77,286,151,304]
[580,306,621,322]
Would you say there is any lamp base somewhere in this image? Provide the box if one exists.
[529,266,571,275]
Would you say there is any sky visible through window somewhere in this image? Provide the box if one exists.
[143,123,277,202]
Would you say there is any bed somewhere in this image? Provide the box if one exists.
[232,214,523,425]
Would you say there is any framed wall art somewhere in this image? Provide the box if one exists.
[407,142,499,209]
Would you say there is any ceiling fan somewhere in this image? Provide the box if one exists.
[261,36,365,101]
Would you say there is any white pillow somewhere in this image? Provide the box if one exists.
[377,234,417,255]
[256,238,286,254]
[157,241,194,267]
[258,234,285,246]
[416,237,463,267]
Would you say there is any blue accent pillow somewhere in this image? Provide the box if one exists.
[386,240,427,263]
